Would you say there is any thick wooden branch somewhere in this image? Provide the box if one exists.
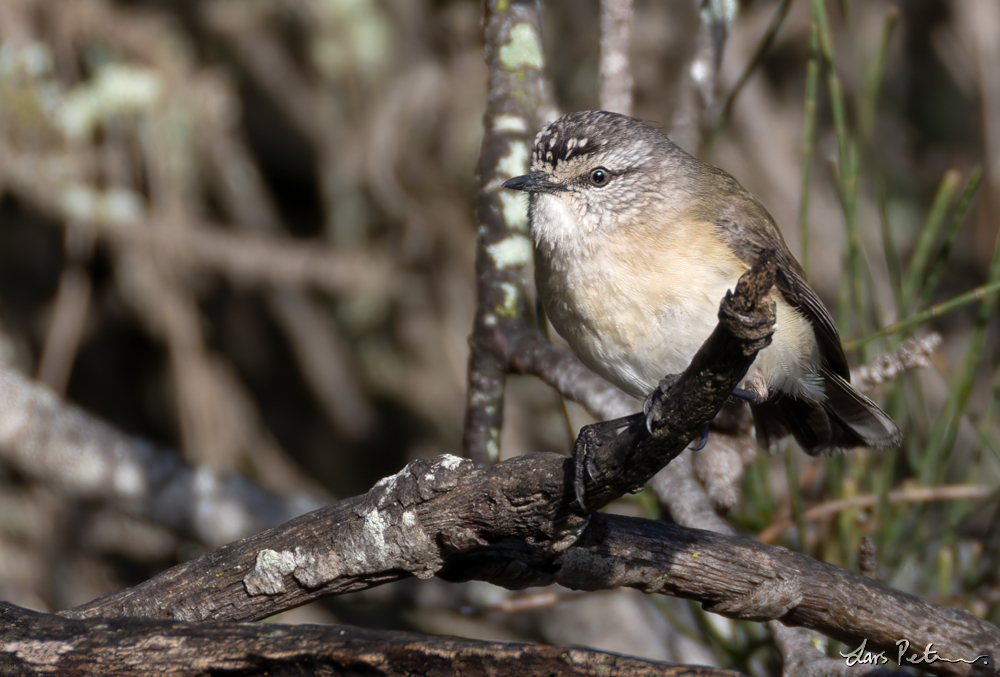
[443,515,998,675]
[2,603,742,677]
[59,451,1000,674]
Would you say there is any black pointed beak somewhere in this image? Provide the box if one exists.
[502,172,554,192]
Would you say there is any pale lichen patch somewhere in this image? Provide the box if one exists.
[362,507,389,562]
[438,454,466,471]
[487,235,532,270]
[494,114,527,133]
[497,140,529,180]
[57,64,164,140]
[499,23,543,70]
[499,192,528,231]
[291,546,344,589]
[495,281,520,317]
[243,549,297,596]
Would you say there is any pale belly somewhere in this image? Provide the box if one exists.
[536,243,823,403]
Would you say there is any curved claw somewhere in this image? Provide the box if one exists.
[688,424,710,451]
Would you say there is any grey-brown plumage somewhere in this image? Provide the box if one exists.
[504,110,901,454]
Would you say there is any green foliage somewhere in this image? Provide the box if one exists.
[729,2,999,666]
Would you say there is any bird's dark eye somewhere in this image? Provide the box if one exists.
[588,167,610,186]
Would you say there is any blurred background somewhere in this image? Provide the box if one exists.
[0,0,997,672]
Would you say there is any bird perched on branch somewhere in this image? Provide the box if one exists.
[504,110,900,454]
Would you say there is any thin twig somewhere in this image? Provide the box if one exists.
[599,0,634,115]
[758,484,994,544]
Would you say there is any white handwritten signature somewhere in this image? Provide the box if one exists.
[841,638,989,667]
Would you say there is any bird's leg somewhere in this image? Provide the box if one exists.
[573,413,643,511]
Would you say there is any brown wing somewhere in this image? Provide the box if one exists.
[711,197,850,380]
[697,175,900,452]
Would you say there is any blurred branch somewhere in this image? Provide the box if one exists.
[116,232,240,470]
[510,334,635,421]
[0,146,394,299]
[759,483,993,545]
[3,602,742,677]
[36,252,92,393]
[203,123,377,441]
[54,215,392,299]
[708,0,794,141]
[202,0,330,147]
[0,368,317,546]
[599,0,634,115]
[670,0,735,153]
[203,0,377,248]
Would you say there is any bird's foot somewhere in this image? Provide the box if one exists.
[643,374,682,417]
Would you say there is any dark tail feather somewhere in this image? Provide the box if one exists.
[751,368,901,455]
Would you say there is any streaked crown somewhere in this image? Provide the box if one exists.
[530,110,663,176]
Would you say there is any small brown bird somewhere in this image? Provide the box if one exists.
[504,110,900,454]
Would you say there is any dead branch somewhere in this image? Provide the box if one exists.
[0,368,317,546]
[0,602,742,677]
[57,448,998,675]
